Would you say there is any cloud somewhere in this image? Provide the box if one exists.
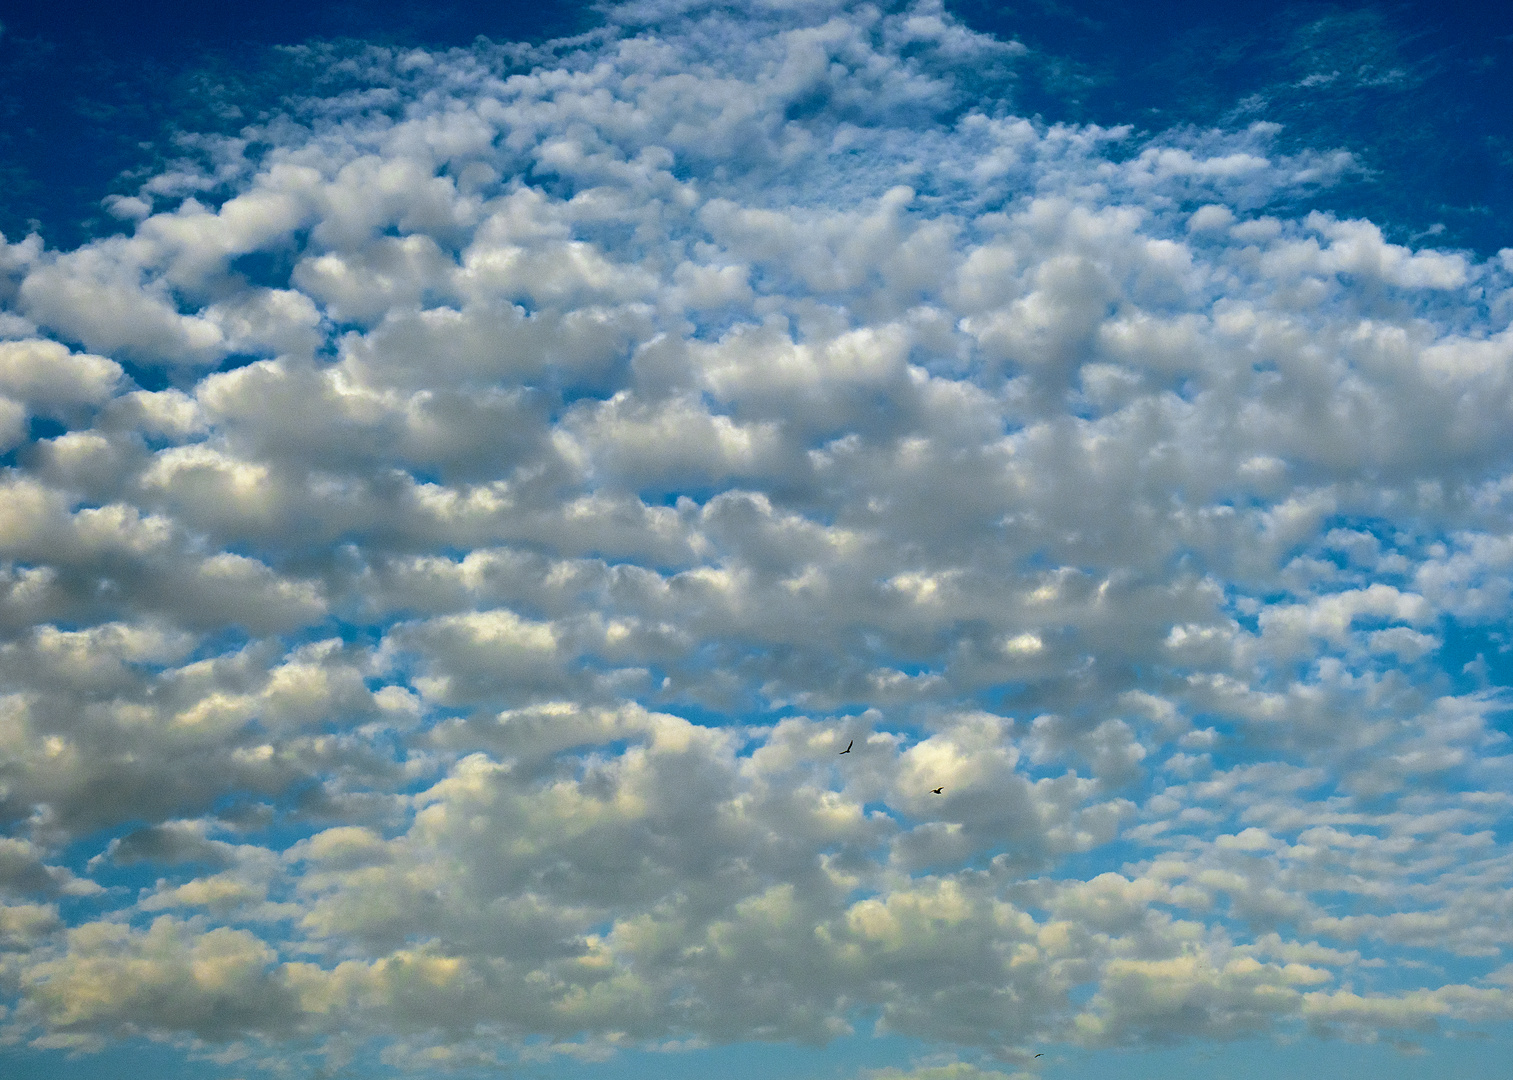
[0,0,1510,1072]
[863,1062,1033,1080]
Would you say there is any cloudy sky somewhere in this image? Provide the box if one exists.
[1,2,1512,1078]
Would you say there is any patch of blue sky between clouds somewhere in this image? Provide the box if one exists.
[0,2,1512,1079]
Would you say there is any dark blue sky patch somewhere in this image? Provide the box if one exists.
[0,1,600,249]
[947,0,1513,254]
[5,1,1510,256]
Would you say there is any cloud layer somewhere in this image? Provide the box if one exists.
[1,1,1511,1071]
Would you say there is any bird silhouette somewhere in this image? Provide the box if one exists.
[930,786,944,794]
[840,740,852,754]
[1034,1053,1043,1058]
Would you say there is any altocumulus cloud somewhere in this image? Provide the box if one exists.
[0,0,1511,1072]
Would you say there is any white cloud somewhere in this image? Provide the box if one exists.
[0,0,1509,1073]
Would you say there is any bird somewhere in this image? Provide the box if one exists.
[1034,1053,1043,1058]
[930,786,944,795]
[839,740,852,755]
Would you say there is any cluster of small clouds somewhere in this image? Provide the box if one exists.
[0,0,1511,1072]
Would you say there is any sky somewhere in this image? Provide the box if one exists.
[0,2,1512,1078]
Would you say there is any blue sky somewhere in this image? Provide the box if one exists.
[0,2,1511,1078]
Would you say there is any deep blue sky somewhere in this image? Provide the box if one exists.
[3,1,1512,253]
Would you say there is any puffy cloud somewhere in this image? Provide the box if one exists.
[0,0,1509,1073]
[0,340,121,414]
[18,917,297,1046]
[863,1061,1031,1080]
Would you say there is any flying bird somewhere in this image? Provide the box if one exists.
[931,786,944,794]
[840,740,852,754]
[1034,1053,1043,1058]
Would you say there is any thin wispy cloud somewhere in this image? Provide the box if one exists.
[0,1,1510,1076]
